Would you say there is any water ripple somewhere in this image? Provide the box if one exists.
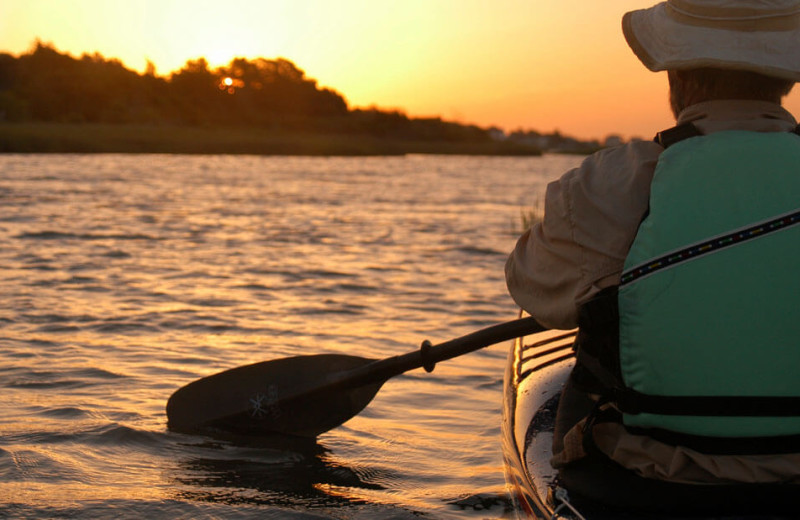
[15,231,159,241]
[4,448,85,482]
[2,368,127,390]
[35,406,93,419]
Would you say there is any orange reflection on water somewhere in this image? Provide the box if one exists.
[0,458,172,508]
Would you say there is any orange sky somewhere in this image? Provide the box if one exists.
[2,0,800,140]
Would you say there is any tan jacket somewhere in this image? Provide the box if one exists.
[506,100,798,330]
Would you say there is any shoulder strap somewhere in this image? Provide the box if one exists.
[653,122,703,149]
[657,122,800,147]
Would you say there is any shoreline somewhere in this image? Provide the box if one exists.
[0,123,543,157]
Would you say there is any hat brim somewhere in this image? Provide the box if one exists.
[623,3,800,81]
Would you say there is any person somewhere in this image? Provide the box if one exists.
[506,0,800,513]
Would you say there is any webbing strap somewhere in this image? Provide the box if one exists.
[620,208,800,286]
[617,390,800,417]
[625,425,800,455]
[653,122,703,149]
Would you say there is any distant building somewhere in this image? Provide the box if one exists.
[488,127,507,141]
[506,128,625,154]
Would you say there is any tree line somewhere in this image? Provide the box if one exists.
[0,43,494,144]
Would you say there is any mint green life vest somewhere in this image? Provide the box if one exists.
[618,128,800,437]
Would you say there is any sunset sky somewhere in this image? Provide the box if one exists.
[3,0,800,140]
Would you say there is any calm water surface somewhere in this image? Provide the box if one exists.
[0,153,581,519]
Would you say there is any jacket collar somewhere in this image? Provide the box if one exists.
[676,100,797,134]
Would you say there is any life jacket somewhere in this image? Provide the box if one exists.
[577,122,800,441]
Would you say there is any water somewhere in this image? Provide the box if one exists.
[0,153,581,519]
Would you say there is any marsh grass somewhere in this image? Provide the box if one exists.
[510,198,544,235]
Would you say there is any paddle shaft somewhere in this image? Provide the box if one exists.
[313,316,547,394]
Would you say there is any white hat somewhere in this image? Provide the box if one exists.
[623,0,800,81]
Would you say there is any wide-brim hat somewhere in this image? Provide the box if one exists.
[623,0,800,81]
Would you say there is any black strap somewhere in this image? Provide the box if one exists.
[653,122,703,149]
[617,390,800,417]
[656,121,800,147]
[574,288,624,394]
[626,425,800,455]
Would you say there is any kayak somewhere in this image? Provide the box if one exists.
[502,323,579,519]
[501,318,800,519]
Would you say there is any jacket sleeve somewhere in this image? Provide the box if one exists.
[505,141,661,329]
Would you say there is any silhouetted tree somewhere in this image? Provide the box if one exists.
[0,42,505,144]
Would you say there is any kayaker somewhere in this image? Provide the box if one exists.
[506,0,800,512]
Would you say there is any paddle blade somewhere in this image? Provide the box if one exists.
[166,354,384,438]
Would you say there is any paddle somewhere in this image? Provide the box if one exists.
[166,316,547,438]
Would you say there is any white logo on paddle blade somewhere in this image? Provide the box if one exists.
[250,385,280,418]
